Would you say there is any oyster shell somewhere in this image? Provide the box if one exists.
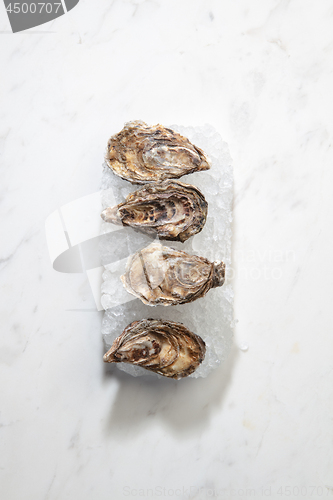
[103,318,206,379]
[106,121,210,184]
[101,180,208,242]
[121,242,225,306]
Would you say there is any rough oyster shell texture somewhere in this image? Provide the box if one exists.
[103,319,206,379]
[101,124,233,379]
[121,242,225,306]
[101,180,208,242]
[105,121,211,184]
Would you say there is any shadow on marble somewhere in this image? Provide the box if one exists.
[102,343,239,438]
[101,156,236,438]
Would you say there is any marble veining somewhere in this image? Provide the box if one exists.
[1,1,333,499]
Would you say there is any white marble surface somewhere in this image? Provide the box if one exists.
[1,1,333,499]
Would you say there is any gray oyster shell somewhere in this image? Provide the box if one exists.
[105,121,211,184]
[101,180,208,242]
[121,242,225,306]
[103,318,206,379]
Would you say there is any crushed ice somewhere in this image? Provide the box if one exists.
[100,124,234,378]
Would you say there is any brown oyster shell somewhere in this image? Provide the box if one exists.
[121,242,225,306]
[105,121,211,184]
[101,180,208,242]
[103,318,206,379]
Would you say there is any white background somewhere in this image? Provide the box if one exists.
[1,1,333,499]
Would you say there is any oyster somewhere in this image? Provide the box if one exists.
[101,180,208,242]
[105,121,210,184]
[103,318,206,379]
[121,242,225,306]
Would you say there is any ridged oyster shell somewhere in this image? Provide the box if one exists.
[101,180,208,242]
[121,242,225,306]
[103,318,206,379]
[105,121,211,184]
